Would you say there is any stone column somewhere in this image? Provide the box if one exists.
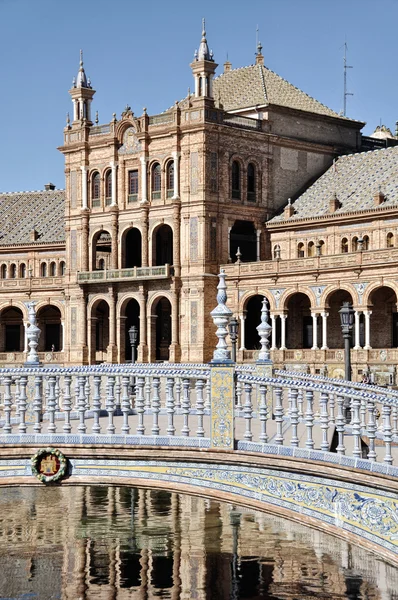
[140,156,148,204]
[108,288,117,363]
[239,313,246,350]
[354,310,361,349]
[321,312,328,350]
[271,314,277,350]
[61,321,65,352]
[138,289,148,362]
[141,205,149,267]
[111,161,118,206]
[170,288,181,362]
[81,166,88,209]
[110,209,118,270]
[280,314,287,350]
[23,321,28,353]
[256,230,261,261]
[73,99,78,121]
[81,211,89,272]
[312,313,318,350]
[172,151,180,199]
[364,310,372,349]
[173,201,181,277]
[227,226,232,261]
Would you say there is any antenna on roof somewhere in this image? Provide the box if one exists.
[256,24,259,53]
[343,40,353,116]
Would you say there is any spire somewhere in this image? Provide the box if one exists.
[69,51,95,125]
[75,49,91,89]
[194,18,214,62]
[190,19,218,100]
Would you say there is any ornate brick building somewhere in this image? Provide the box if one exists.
[0,27,397,381]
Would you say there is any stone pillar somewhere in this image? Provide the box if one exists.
[256,230,261,261]
[271,314,277,350]
[23,321,28,353]
[364,310,372,349]
[111,161,118,206]
[239,313,246,350]
[73,99,78,121]
[170,288,181,362]
[280,314,287,350]
[312,313,318,350]
[110,209,118,270]
[321,312,328,350]
[108,288,117,363]
[140,156,148,204]
[81,210,89,272]
[172,151,180,199]
[79,295,87,348]
[173,201,181,277]
[138,289,148,362]
[81,166,88,209]
[354,310,361,349]
[61,321,65,352]
[227,226,232,261]
[141,205,149,267]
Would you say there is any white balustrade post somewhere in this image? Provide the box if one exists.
[321,312,328,350]
[63,374,72,434]
[92,375,102,434]
[235,380,243,410]
[77,375,87,435]
[181,378,191,437]
[166,377,176,436]
[383,405,393,464]
[364,310,372,349]
[47,375,57,434]
[81,166,88,209]
[106,375,116,435]
[297,388,304,418]
[259,384,268,443]
[305,390,315,449]
[311,313,318,350]
[354,311,361,349]
[366,398,377,462]
[135,376,145,435]
[3,376,12,434]
[175,378,182,409]
[351,396,362,458]
[271,315,277,350]
[274,386,284,445]
[111,161,118,206]
[33,375,43,434]
[319,391,329,452]
[280,314,287,350]
[336,394,346,455]
[121,375,131,435]
[145,377,151,409]
[196,379,205,437]
[151,377,161,436]
[18,375,28,434]
[289,388,299,447]
[256,230,261,261]
[243,382,253,441]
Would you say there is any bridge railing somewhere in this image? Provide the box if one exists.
[0,364,396,472]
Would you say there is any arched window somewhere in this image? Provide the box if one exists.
[105,170,112,206]
[308,241,315,257]
[41,262,47,277]
[232,161,241,199]
[19,264,26,278]
[352,236,358,252]
[9,264,16,279]
[247,163,256,202]
[98,258,105,271]
[341,238,349,253]
[363,235,370,250]
[318,240,325,255]
[152,163,161,199]
[50,262,56,276]
[1,265,6,279]
[387,232,394,248]
[60,261,66,275]
[273,245,281,260]
[91,172,100,207]
[297,242,305,258]
[166,161,174,198]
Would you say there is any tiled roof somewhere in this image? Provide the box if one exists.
[269,146,398,223]
[212,64,343,118]
[0,190,65,245]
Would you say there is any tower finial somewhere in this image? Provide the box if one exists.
[80,49,83,67]
[202,17,206,37]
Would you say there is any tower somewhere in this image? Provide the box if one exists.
[68,51,95,125]
[190,19,218,100]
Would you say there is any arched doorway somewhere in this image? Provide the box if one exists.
[0,307,24,352]
[326,290,354,349]
[286,293,312,349]
[369,286,398,348]
[230,221,256,262]
[37,305,62,351]
[153,225,173,266]
[244,295,266,350]
[124,228,142,268]
[152,297,171,361]
[122,299,140,362]
[91,300,110,363]
[93,231,112,271]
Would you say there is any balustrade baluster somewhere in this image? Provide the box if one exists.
[85,378,90,411]
[319,391,329,452]
[47,375,57,434]
[366,398,377,462]
[392,406,398,437]
[259,383,268,443]
[145,377,151,409]
[106,375,116,435]
[3,376,12,434]
[14,377,20,416]
[181,378,190,437]
[114,376,121,414]
[78,375,87,434]
[274,386,284,445]
[18,375,28,434]
[336,394,346,455]
[351,396,362,458]
[360,399,367,429]
[135,376,145,435]
[55,376,60,411]
[196,379,205,438]
[63,374,72,434]
[382,405,393,465]
[297,389,304,418]
[329,392,335,424]
[235,380,242,411]
[121,375,130,434]
[175,378,182,409]
[151,377,161,436]
[305,390,314,450]
[244,382,253,441]
[205,379,211,410]
[33,375,43,434]
[92,375,102,434]
[74,378,79,410]
[289,388,299,447]
[166,377,175,436]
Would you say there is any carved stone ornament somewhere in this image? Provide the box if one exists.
[31,447,68,484]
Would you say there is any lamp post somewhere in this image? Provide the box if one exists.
[228,317,239,363]
[339,302,354,381]
[128,325,138,364]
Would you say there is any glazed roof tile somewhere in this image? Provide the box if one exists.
[0,190,65,245]
[270,146,398,223]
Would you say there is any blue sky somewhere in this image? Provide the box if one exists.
[0,0,397,191]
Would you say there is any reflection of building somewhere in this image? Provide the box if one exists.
[0,27,398,376]
[0,486,394,599]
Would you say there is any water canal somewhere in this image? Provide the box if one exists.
[0,485,396,599]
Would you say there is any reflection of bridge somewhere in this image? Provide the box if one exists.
[0,363,397,564]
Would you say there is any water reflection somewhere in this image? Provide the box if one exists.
[0,486,396,599]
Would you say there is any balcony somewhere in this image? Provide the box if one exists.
[77,264,173,284]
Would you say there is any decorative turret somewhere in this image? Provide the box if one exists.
[190,19,218,100]
[255,41,264,66]
[68,51,95,125]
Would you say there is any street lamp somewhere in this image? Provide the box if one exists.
[339,302,354,381]
[128,325,138,364]
[228,317,239,363]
